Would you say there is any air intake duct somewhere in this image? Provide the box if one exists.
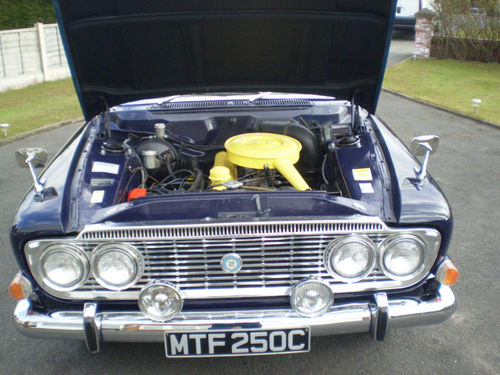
[253,119,321,176]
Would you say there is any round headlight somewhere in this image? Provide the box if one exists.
[40,244,89,291]
[139,281,183,321]
[324,236,376,282]
[291,279,334,316]
[91,243,143,290]
[380,235,425,280]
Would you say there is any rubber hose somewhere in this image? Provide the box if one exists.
[256,120,321,174]
[188,168,204,191]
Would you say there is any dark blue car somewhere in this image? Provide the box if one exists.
[9,0,457,357]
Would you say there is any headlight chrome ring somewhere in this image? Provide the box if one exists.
[91,243,144,290]
[379,234,426,280]
[39,244,89,291]
[324,235,376,282]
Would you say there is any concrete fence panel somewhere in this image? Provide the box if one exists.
[0,23,71,92]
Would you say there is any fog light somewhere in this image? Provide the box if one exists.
[291,279,334,316]
[139,281,183,321]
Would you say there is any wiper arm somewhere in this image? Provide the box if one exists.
[248,92,272,103]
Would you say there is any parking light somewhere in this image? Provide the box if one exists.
[436,259,459,286]
[9,273,33,300]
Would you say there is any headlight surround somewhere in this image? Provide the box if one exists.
[91,243,144,290]
[324,236,376,282]
[39,244,89,291]
[379,235,426,280]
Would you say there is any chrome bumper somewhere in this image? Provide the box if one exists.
[14,285,455,353]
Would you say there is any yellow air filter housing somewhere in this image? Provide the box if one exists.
[224,133,311,191]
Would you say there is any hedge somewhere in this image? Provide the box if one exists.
[431,36,500,63]
[0,0,56,30]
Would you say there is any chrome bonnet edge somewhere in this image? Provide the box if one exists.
[14,285,455,345]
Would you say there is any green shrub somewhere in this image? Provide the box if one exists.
[432,0,500,62]
[0,0,56,30]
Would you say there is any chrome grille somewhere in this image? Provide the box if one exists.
[77,234,386,290]
[78,220,385,241]
[26,220,441,300]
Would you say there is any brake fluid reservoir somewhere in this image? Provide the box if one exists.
[224,133,310,191]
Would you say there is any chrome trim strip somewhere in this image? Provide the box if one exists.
[14,285,456,345]
[77,219,386,241]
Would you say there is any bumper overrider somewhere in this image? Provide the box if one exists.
[14,285,455,353]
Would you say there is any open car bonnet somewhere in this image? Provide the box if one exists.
[54,0,396,120]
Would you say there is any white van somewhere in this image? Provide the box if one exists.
[394,0,430,30]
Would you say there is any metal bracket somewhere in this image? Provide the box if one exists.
[83,303,101,353]
[370,292,389,341]
[252,194,271,217]
[410,135,439,187]
[414,144,432,182]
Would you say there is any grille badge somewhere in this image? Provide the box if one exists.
[221,253,242,273]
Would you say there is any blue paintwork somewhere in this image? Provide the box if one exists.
[372,0,398,114]
[371,116,453,258]
[10,0,452,313]
[52,0,87,119]
[11,109,453,292]
[54,0,397,119]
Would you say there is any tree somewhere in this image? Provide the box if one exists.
[432,0,500,61]
[0,0,56,30]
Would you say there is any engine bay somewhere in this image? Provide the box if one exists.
[82,98,386,207]
[126,119,339,196]
[108,120,356,200]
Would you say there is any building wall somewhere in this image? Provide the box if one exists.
[0,23,70,92]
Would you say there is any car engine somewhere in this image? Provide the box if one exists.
[115,115,355,200]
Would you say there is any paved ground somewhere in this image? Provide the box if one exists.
[1,36,499,374]
[387,30,414,67]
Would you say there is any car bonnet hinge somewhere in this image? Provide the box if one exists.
[351,90,362,134]
[97,96,112,140]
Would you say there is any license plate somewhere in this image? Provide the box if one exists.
[165,328,310,357]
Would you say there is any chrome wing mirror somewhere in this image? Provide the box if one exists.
[411,135,439,183]
[15,148,48,194]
